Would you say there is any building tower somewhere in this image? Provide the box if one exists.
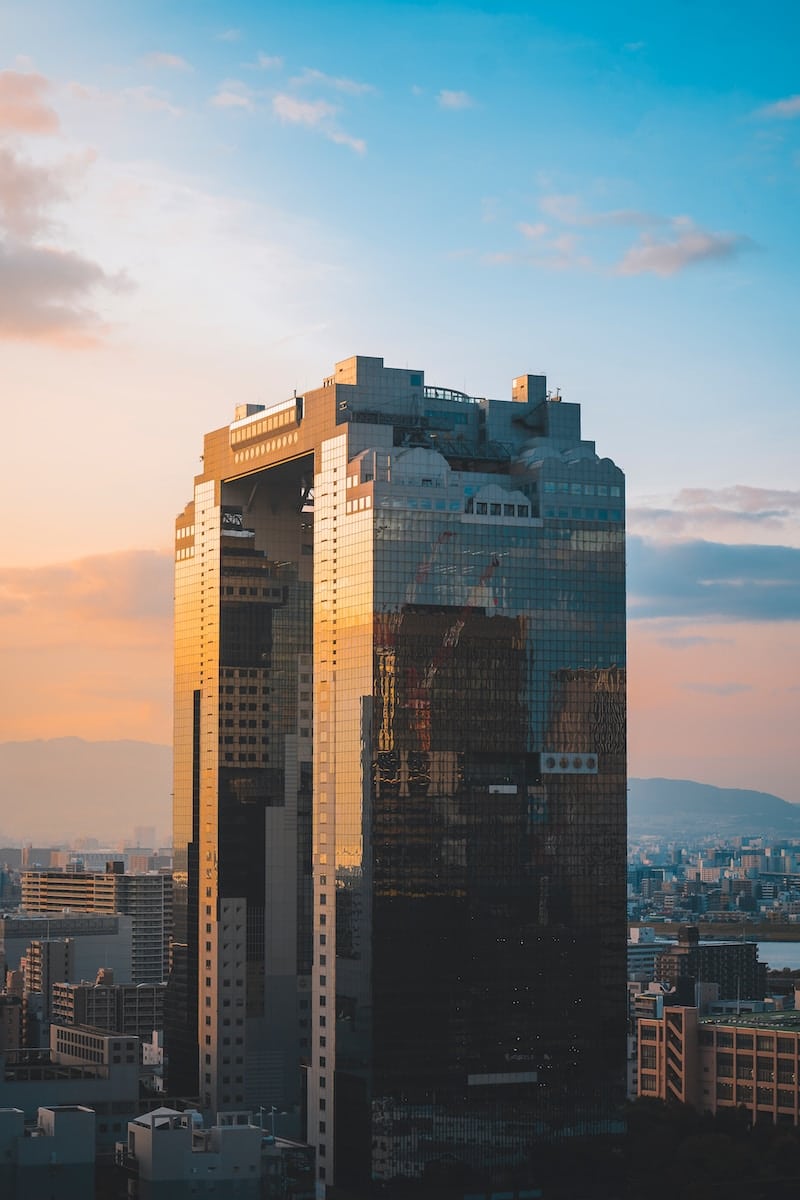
[170,356,626,1190]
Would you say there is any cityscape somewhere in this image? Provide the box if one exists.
[1,3,799,1199]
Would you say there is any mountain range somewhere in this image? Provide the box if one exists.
[0,739,796,845]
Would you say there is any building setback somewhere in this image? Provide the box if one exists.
[171,356,627,1192]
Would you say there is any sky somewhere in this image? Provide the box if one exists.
[0,0,799,804]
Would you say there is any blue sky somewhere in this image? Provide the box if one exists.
[0,0,798,799]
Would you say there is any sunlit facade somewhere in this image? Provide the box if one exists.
[171,356,626,1191]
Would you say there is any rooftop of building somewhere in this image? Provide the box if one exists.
[700,1010,800,1033]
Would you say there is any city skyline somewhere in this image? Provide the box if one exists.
[1,1,799,805]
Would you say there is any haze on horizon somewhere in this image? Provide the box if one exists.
[0,0,798,807]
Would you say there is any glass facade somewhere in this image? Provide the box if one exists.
[172,358,625,1192]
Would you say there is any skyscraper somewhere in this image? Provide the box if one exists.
[170,356,626,1192]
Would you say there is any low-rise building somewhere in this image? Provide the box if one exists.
[120,1107,263,1198]
[0,1105,95,1200]
[0,1024,139,1152]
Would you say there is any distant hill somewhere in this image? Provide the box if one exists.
[629,777,800,839]
[0,738,171,845]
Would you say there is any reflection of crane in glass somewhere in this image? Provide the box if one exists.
[404,529,455,605]
[408,552,502,751]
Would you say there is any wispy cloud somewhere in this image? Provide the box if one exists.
[629,486,800,543]
[273,94,336,126]
[291,67,374,95]
[272,92,366,154]
[539,193,657,227]
[0,69,59,134]
[216,28,241,43]
[248,52,283,71]
[141,52,191,72]
[69,81,183,118]
[616,221,750,277]
[210,80,257,111]
[756,94,800,119]
[437,89,474,110]
[518,221,548,239]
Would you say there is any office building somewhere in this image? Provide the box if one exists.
[51,973,166,1042]
[21,864,172,983]
[0,913,134,987]
[172,356,626,1190]
[653,925,765,1003]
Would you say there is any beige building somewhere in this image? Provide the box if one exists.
[639,1007,800,1124]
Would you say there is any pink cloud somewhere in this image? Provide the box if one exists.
[0,70,59,134]
[0,550,172,741]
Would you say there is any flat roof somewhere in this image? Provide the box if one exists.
[700,1011,800,1033]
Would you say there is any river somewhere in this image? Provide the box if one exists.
[758,941,800,971]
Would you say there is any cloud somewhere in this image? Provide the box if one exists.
[210,80,257,111]
[628,536,800,622]
[273,94,336,126]
[291,67,374,95]
[217,28,242,42]
[249,52,283,70]
[522,195,750,278]
[518,221,548,239]
[624,41,646,52]
[141,52,191,71]
[484,229,593,272]
[629,485,800,543]
[0,551,173,743]
[327,129,367,155]
[0,146,69,237]
[681,681,752,696]
[0,70,59,134]
[272,93,365,154]
[539,193,658,228]
[0,129,130,346]
[616,223,749,276]
[757,94,800,119]
[0,550,172,628]
[0,238,129,344]
[437,89,474,110]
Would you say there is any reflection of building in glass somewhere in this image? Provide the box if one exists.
[171,357,626,1192]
